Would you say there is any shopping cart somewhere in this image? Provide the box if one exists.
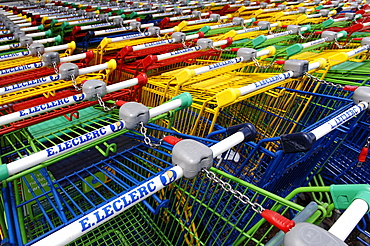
[3,121,369,245]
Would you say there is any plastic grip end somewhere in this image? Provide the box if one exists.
[261,209,295,233]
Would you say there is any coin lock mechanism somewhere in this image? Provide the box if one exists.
[82,79,107,101]
[148,26,161,36]
[172,32,186,42]
[119,102,150,130]
[197,38,213,49]
[113,17,124,27]
[59,63,80,90]
[28,43,45,57]
[42,52,61,73]
[284,60,309,78]
[99,14,109,22]
[86,12,96,19]
[19,36,33,48]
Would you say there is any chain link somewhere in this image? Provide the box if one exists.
[97,95,116,112]
[334,38,353,49]
[252,57,275,69]
[52,62,59,74]
[304,72,344,89]
[202,169,265,214]
[71,74,82,91]
[139,122,163,148]
[182,39,189,49]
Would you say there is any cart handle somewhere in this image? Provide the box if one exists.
[0,59,116,95]
[30,121,254,246]
[216,42,370,107]
[0,73,147,128]
[0,92,192,182]
[283,184,370,245]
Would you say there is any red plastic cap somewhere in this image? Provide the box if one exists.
[84,50,95,62]
[359,147,369,162]
[163,136,182,145]
[197,32,205,38]
[136,73,148,86]
[220,37,233,49]
[136,17,141,22]
[31,20,37,26]
[261,209,295,233]
[356,10,365,15]
[230,48,240,52]
[353,38,363,41]
[343,85,359,91]
[275,60,286,65]
[115,100,127,107]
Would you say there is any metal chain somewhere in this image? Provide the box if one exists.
[37,51,43,61]
[298,31,307,40]
[202,169,265,213]
[97,95,116,112]
[252,57,275,69]
[182,39,189,49]
[71,74,81,91]
[334,38,354,49]
[139,122,163,148]
[304,72,345,88]
[52,62,58,74]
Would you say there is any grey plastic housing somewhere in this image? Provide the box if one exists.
[331,1,339,6]
[28,43,45,56]
[110,1,118,6]
[237,48,257,62]
[210,13,221,22]
[284,59,309,78]
[313,0,321,3]
[321,31,337,41]
[172,32,186,42]
[197,38,213,49]
[67,8,76,15]
[297,7,307,13]
[344,12,356,20]
[19,36,33,48]
[42,52,61,67]
[361,37,370,46]
[353,86,370,109]
[59,63,79,80]
[131,2,139,8]
[119,102,150,130]
[232,17,244,26]
[278,4,287,10]
[172,139,213,179]
[9,25,20,33]
[287,25,302,34]
[243,0,251,4]
[158,6,166,12]
[260,2,268,8]
[180,0,188,5]
[148,26,160,36]
[283,223,347,246]
[99,14,109,22]
[120,2,128,8]
[82,79,107,101]
[258,21,271,30]
[351,2,359,8]
[197,1,205,7]
[319,9,330,17]
[86,12,96,19]
[77,9,86,16]
[192,11,202,18]
[143,4,152,10]
[113,17,124,27]
[174,8,183,15]
[130,21,141,30]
